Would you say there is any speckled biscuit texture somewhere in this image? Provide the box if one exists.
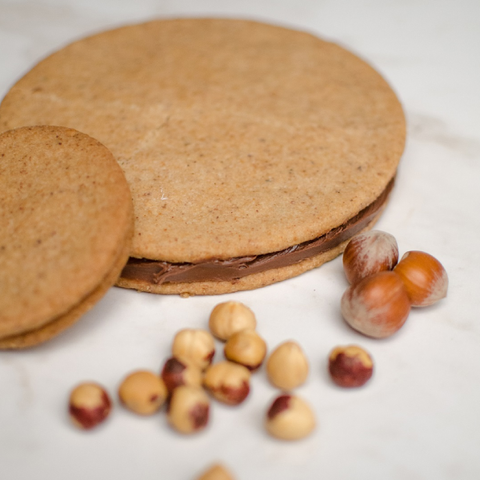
[0,126,133,348]
[0,18,405,295]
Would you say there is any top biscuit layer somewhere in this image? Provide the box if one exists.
[0,18,405,263]
[0,126,132,339]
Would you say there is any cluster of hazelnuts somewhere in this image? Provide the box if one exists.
[341,230,448,338]
[67,229,448,479]
[68,301,324,445]
[68,301,376,450]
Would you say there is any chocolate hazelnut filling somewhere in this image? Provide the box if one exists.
[121,177,394,285]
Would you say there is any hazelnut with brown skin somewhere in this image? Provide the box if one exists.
[394,250,448,307]
[266,341,309,390]
[209,301,257,341]
[341,271,411,338]
[328,345,374,388]
[167,385,210,434]
[203,361,251,405]
[161,356,203,395]
[265,394,316,441]
[224,329,267,371]
[196,464,235,480]
[343,230,399,285]
[172,328,215,370]
[69,382,112,429]
[118,370,167,415]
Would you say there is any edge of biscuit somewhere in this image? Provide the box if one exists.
[0,210,133,350]
[116,206,386,297]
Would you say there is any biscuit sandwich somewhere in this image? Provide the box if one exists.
[0,19,405,296]
[0,126,133,348]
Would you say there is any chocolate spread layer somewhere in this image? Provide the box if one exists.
[121,178,394,285]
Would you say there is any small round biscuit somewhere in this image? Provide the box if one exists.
[0,126,133,348]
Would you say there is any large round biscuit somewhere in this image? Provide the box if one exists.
[0,19,405,294]
[0,126,133,347]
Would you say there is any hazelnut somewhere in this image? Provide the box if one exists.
[172,328,215,370]
[118,370,167,415]
[341,271,411,338]
[224,329,267,371]
[265,394,316,441]
[161,356,203,395]
[266,341,309,390]
[167,385,210,434]
[328,345,373,387]
[196,464,235,480]
[343,230,399,284]
[209,301,257,341]
[68,382,112,429]
[394,250,448,307]
[203,361,251,405]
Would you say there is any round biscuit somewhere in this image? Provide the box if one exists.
[0,19,405,294]
[0,126,133,347]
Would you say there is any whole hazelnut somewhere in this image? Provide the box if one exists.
[266,341,309,390]
[343,230,399,284]
[203,361,251,405]
[328,345,373,387]
[172,328,215,370]
[68,382,112,429]
[224,329,267,371]
[196,464,235,480]
[161,356,203,395]
[394,250,448,307]
[118,370,167,415]
[167,385,210,434]
[209,301,257,341]
[265,394,316,441]
[341,271,411,338]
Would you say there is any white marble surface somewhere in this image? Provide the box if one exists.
[1,1,479,479]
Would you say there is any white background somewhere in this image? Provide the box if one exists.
[1,1,479,479]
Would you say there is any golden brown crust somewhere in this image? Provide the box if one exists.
[0,221,132,349]
[0,18,406,266]
[0,126,133,347]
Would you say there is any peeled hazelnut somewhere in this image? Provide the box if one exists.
[265,394,316,441]
[343,230,399,285]
[394,250,448,307]
[266,341,309,390]
[167,385,210,434]
[209,301,257,341]
[197,464,235,480]
[341,271,411,338]
[203,361,251,405]
[118,370,167,415]
[224,329,267,371]
[68,382,112,429]
[161,356,203,395]
[172,328,215,370]
[328,345,373,387]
